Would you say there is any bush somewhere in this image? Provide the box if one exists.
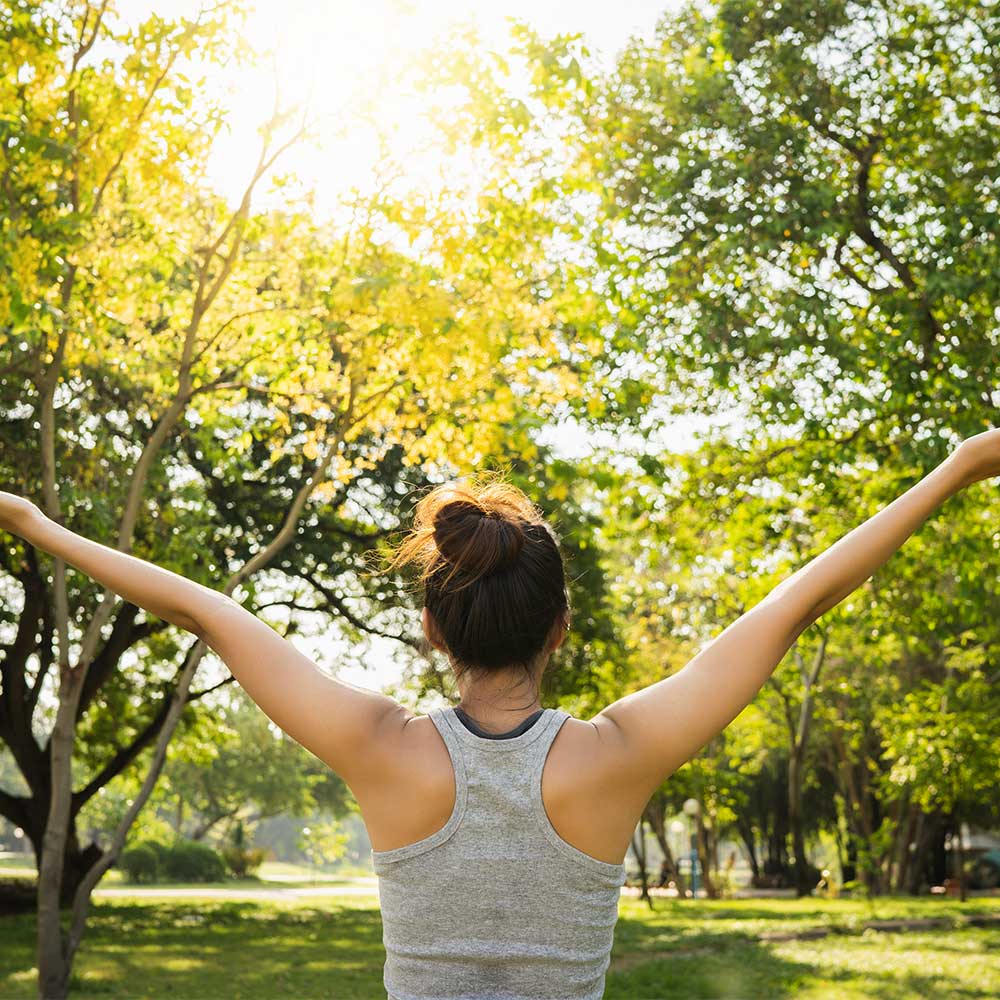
[160,839,226,883]
[221,820,269,879]
[139,838,170,866]
[221,844,268,879]
[120,844,161,884]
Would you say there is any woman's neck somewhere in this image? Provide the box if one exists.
[455,667,543,734]
[455,699,543,735]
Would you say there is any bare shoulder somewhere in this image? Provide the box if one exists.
[552,714,624,763]
[547,714,633,796]
[376,707,448,775]
[545,714,642,809]
[337,705,444,794]
[544,714,648,865]
[398,711,449,760]
[349,709,455,853]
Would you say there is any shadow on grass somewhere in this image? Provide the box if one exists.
[607,935,813,999]
[3,897,997,999]
[606,937,989,999]
[607,915,998,999]
[1,899,388,999]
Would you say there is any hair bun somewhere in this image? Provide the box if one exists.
[433,499,525,581]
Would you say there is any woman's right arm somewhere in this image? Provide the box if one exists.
[592,431,999,801]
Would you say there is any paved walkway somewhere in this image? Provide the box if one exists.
[92,879,380,901]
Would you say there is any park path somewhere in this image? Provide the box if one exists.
[92,879,380,901]
[93,883,656,902]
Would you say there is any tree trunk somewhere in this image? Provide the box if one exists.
[789,746,811,896]
[832,798,849,884]
[630,821,654,909]
[643,802,678,888]
[955,818,967,903]
[764,824,790,885]
[901,809,939,896]
[57,838,103,909]
[929,820,948,887]
[707,819,719,874]
[736,819,760,881]
[11,802,103,913]
[842,837,858,885]
[694,814,718,899]
[37,667,87,1000]
[788,634,827,897]
[890,799,918,893]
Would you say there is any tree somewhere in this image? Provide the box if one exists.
[154,690,351,842]
[880,636,1000,900]
[517,0,1000,896]
[1,4,615,996]
[585,0,1000,454]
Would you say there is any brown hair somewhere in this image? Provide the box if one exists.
[384,471,570,690]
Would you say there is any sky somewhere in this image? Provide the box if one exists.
[149,0,675,210]
[120,0,683,696]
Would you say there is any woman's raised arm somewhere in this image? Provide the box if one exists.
[0,496,409,785]
[591,430,999,803]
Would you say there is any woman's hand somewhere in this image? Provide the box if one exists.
[954,427,1000,487]
[0,492,43,534]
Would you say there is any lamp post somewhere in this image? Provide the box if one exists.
[683,798,701,898]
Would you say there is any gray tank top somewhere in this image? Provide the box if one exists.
[372,706,627,1000]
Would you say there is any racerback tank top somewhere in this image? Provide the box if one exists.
[372,705,627,1000]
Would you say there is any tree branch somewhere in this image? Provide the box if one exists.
[299,570,424,650]
[832,231,895,295]
[70,693,173,810]
[188,675,236,700]
[75,606,168,722]
[0,788,30,829]
[851,142,942,361]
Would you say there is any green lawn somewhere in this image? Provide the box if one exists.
[606,897,1000,998]
[0,857,373,889]
[0,896,996,998]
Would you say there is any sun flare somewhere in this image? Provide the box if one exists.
[122,0,662,216]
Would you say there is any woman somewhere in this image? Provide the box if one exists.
[1,428,997,999]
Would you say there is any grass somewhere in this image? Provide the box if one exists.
[0,895,997,998]
[0,857,375,891]
[606,897,1000,998]
[0,857,34,874]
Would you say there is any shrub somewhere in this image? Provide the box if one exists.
[221,844,268,879]
[139,838,170,865]
[161,839,226,883]
[120,844,160,884]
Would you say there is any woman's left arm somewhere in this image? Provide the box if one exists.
[1,494,411,785]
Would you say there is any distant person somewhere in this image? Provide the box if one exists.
[2,428,997,998]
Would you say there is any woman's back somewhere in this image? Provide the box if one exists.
[373,706,627,1000]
